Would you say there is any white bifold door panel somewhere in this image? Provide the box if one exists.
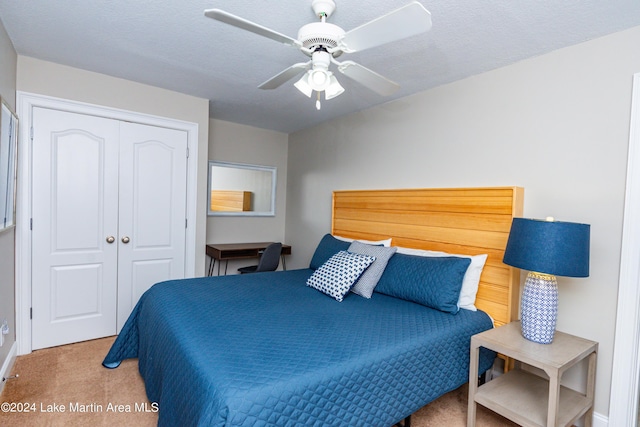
[31,109,119,350]
[117,122,187,329]
[31,107,187,350]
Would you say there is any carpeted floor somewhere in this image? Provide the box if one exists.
[0,337,517,427]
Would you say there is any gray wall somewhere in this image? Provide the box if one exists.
[0,17,17,384]
[207,119,288,273]
[285,26,640,419]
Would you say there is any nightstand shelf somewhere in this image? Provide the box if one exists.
[475,369,591,427]
[468,321,597,427]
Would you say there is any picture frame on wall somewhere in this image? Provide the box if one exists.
[0,97,18,233]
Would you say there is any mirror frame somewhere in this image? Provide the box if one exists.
[0,97,18,234]
[207,160,277,217]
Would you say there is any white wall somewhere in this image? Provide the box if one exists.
[285,25,640,419]
[0,17,17,391]
[207,119,288,272]
[16,56,210,275]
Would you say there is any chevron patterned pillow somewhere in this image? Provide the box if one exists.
[307,250,376,301]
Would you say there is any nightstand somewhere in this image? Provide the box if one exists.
[467,321,597,427]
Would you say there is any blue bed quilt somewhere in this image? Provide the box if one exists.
[103,269,495,427]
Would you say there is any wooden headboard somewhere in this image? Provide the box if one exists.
[332,187,524,327]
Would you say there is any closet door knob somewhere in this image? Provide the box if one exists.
[121,236,130,244]
[106,236,115,244]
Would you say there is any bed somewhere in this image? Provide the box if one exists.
[103,186,524,427]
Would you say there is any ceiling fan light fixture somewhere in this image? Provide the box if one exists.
[325,75,344,100]
[294,73,313,97]
[310,69,330,90]
[306,50,332,91]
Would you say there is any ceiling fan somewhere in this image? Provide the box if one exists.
[204,0,432,110]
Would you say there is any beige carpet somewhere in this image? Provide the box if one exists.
[0,337,517,427]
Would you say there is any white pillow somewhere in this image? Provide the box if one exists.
[333,235,392,247]
[395,247,488,311]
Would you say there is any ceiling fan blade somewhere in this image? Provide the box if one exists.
[337,61,400,96]
[259,62,311,90]
[340,1,432,53]
[204,9,300,48]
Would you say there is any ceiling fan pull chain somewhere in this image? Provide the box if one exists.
[316,92,321,110]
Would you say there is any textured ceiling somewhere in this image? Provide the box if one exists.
[1,1,639,133]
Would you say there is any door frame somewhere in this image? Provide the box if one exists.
[15,92,199,355]
[608,72,640,426]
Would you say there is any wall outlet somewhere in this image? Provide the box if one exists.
[0,319,8,347]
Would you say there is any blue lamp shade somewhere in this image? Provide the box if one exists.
[503,218,590,344]
[503,218,590,277]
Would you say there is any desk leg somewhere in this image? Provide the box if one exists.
[281,255,287,271]
[224,260,229,275]
[467,341,480,427]
[208,258,215,277]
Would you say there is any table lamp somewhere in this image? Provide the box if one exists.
[503,217,590,344]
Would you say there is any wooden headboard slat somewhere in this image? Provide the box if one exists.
[480,265,512,285]
[332,187,524,327]
[334,198,516,215]
[335,219,509,250]
[334,209,513,233]
[389,237,505,260]
[334,187,518,199]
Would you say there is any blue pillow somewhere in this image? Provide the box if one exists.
[375,253,471,313]
[309,234,351,270]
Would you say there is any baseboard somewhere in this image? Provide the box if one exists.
[0,342,18,396]
[593,411,608,427]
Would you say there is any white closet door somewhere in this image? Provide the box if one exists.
[116,122,188,330]
[31,108,120,350]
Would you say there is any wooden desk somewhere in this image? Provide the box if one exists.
[206,242,292,276]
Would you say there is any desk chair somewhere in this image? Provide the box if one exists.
[238,242,282,274]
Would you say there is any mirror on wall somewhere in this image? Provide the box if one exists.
[0,98,18,233]
[207,161,276,216]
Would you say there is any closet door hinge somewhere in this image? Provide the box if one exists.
[30,218,33,230]
[185,219,188,229]
[186,147,189,158]
[30,308,33,320]
[30,126,34,141]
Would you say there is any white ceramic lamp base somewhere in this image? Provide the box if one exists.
[520,272,558,344]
